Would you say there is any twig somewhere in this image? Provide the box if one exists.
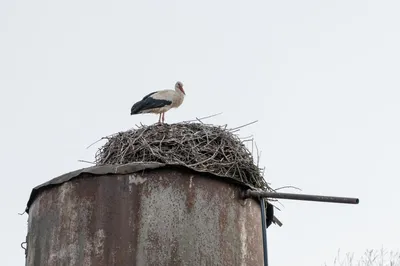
[228,120,258,131]
[255,142,260,169]
[78,160,96,164]
[183,112,223,123]
[273,186,302,192]
[86,137,106,149]
[196,117,204,124]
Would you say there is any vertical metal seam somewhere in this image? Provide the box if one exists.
[260,198,268,266]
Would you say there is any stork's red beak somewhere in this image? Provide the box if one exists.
[181,87,186,95]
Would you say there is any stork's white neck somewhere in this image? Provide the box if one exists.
[169,87,184,108]
[175,87,185,96]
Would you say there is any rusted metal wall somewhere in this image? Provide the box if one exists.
[26,166,264,266]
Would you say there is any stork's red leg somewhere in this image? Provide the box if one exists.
[158,113,161,123]
[162,112,165,123]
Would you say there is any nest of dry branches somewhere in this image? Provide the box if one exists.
[95,122,270,191]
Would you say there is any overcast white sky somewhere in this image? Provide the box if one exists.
[1,0,399,265]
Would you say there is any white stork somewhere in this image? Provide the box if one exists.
[130,81,186,123]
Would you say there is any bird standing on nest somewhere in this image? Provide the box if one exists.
[130,81,186,124]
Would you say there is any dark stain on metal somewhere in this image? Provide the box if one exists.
[26,165,264,266]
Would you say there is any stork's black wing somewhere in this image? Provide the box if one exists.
[130,92,172,115]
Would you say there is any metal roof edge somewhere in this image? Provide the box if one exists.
[25,162,255,214]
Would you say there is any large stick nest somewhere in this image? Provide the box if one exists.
[95,122,271,191]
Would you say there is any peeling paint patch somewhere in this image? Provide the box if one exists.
[189,176,193,188]
[129,174,146,185]
[48,244,78,265]
[94,229,106,256]
[240,217,248,265]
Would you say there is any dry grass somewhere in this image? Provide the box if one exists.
[324,249,400,266]
[94,122,271,191]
